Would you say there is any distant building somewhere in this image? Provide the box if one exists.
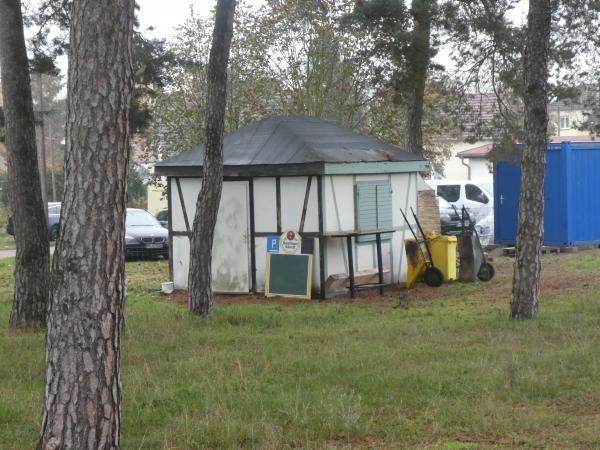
[442,93,503,182]
[442,92,599,185]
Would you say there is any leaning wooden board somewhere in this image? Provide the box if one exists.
[265,253,313,300]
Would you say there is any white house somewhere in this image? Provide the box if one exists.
[443,94,598,184]
[154,115,429,299]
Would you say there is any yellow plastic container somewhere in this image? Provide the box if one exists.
[404,238,426,289]
[427,233,457,281]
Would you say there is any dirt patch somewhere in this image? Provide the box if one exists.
[161,290,311,307]
[159,249,600,308]
[406,250,600,304]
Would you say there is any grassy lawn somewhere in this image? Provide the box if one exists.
[0,207,15,250]
[2,251,600,448]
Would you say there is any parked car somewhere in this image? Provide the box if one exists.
[47,202,61,240]
[125,208,169,260]
[437,197,462,235]
[6,202,62,241]
[155,208,168,228]
[427,179,493,222]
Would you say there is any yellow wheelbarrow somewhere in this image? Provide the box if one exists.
[401,207,444,288]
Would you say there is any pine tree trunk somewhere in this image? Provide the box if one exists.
[188,0,237,317]
[510,0,552,320]
[404,79,426,156]
[38,0,134,448]
[403,0,433,157]
[0,0,50,328]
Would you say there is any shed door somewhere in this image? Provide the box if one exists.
[211,181,251,292]
[494,162,520,245]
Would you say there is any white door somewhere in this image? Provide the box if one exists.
[211,181,251,292]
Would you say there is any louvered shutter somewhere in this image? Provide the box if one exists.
[355,180,393,242]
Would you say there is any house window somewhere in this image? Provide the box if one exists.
[355,180,393,242]
[560,116,570,130]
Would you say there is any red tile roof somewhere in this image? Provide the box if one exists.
[457,143,493,158]
[549,134,599,142]
[457,135,600,159]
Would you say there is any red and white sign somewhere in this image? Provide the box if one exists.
[280,229,302,254]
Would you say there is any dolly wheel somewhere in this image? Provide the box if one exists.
[423,266,444,287]
[478,262,495,282]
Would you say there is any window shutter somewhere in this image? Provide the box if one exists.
[355,180,393,242]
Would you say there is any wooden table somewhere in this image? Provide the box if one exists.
[324,227,402,298]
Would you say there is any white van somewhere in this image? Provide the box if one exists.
[426,179,493,223]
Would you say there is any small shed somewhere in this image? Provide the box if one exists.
[154,115,428,298]
[495,141,600,246]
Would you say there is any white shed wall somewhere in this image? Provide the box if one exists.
[170,178,250,291]
[322,173,417,286]
[280,176,319,232]
[468,159,493,183]
[391,173,418,283]
[168,171,418,294]
[253,178,277,232]
[254,176,320,290]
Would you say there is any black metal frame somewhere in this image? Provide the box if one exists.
[317,175,326,300]
[167,173,395,300]
[167,176,174,281]
[249,179,257,293]
[326,227,400,298]
[168,174,324,296]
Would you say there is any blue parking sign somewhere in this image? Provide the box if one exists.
[266,235,280,253]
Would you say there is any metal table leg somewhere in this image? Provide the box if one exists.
[347,235,355,298]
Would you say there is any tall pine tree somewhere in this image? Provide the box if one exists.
[510,0,552,319]
[38,0,135,446]
[0,0,50,328]
[188,0,237,316]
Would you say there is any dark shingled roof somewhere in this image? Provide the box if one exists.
[155,116,425,176]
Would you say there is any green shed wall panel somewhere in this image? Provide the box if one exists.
[355,180,393,242]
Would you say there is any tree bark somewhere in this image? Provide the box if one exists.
[38,0,134,448]
[403,0,433,157]
[0,0,50,328]
[188,0,237,317]
[510,0,552,320]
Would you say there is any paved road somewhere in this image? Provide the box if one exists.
[0,247,55,259]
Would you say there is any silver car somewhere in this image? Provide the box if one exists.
[125,208,169,260]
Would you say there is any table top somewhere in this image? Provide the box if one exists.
[324,227,404,238]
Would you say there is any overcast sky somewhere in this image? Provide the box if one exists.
[136,0,266,39]
[47,0,526,91]
[136,0,526,40]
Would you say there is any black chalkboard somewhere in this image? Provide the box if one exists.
[265,253,312,299]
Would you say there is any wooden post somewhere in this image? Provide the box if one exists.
[276,176,282,233]
[347,235,355,298]
[249,178,257,293]
[175,177,191,234]
[376,232,384,294]
[317,175,326,300]
[299,175,312,233]
[167,177,174,282]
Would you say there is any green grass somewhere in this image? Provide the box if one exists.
[0,207,15,250]
[2,253,600,449]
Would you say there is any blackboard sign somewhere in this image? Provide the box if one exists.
[265,253,313,299]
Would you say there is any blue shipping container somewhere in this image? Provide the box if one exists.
[494,141,600,246]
